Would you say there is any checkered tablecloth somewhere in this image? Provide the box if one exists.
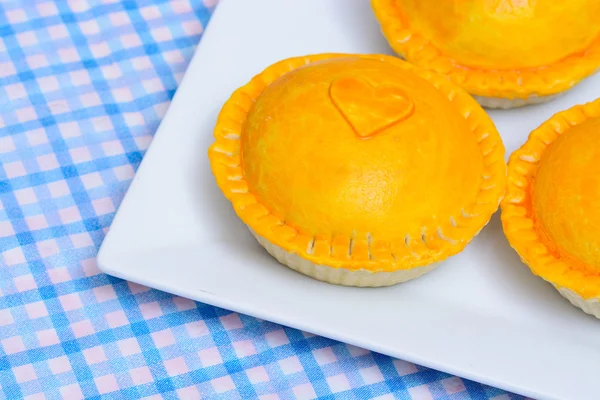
[0,1,528,399]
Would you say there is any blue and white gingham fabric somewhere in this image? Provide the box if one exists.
[0,1,528,399]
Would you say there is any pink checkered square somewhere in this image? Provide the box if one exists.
[6,82,26,100]
[393,359,418,376]
[80,172,104,190]
[278,356,303,375]
[246,366,269,384]
[313,347,337,366]
[360,366,384,384]
[26,214,49,231]
[69,146,92,163]
[0,309,15,326]
[16,31,38,47]
[151,329,175,348]
[4,161,27,178]
[48,25,68,40]
[38,76,60,93]
[16,106,38,122]
[265,330,289,348]
[37,329,60,346]
[27,54,49,69]
[204,0,218,6]
[408,385,434,400]
[233,340,256,358]
[0,136,16,153]
[25,301,49,319]
[38,2,59,16]
[69,0,91,12]
[59,384,84,399]
[59,206,81,224]
[59,293,83,311]
[93,285,117,303]
[441,377,466,394]
[2,336,26,355]
[109,11,130,26]
[111,87,133,102]
[0,61,16,78]
[112,164,135,181]
[327,374,351,393]
[198,347,222,367]
[83,346,107,364]
[292,383,316,400]
[91,116,114,132]
[127,282,149,294]
[151,27,172,42]
[14,187,37,205]
[122,112,145,127]
[102,140,125,156]
[71,233,94,249]
[80,92,102,107]
[185,321,209,338]
[48,267,71,284]
[59,121,82,138]
[7,8,27,23]
[90,42,111,58]
[47,180,70,198]
[49,356,72,374]
[59,48,80,63]
[182,20,203,35]
[26,129,49,146]
[131,56,152,71]
[176,387,201,399]
[36,153,59,171]
[140,5,161,19]
[79,20,100,35]
[130,366,153,385]
[173,296,196,311]
[164,356,189,377]
[14,364,37,383]
[120,33,142,49]
[71,320,95,338]
[0,221,15,238]
[220,313,243,330]
[14,274,37,292]
[346,344,369,357]
[140,301,163,320]
[101,64,122,80]
[105,310,128,328]
[69,70,91,86]
[3,247,26,265]
[92,197,116,215]
[171,0,192,14]
[211,376,235,394]
[94,374,119,395]
[117,338,141,357]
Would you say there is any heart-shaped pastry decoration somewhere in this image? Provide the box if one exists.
[330,77,414,138]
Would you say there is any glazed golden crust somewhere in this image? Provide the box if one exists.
[371,0,600,99]
[502,98,600,299]
[209,54,506,272]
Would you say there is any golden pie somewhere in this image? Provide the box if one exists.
[208,54,506,287]
[502,98,600,318]
[372,0,600,108]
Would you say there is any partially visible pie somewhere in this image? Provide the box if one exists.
[502,98,600,318]
[371,0,600,108]
[209,54,506,287]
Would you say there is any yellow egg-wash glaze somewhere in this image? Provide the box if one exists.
[502,98,600,300]
[372,0,600,98]
[209,54,506,273]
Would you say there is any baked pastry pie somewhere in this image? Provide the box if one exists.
[502,98,600,318]
[371,0,600,109]
[208,54,506,287]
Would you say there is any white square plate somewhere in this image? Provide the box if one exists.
[97,1,600,398]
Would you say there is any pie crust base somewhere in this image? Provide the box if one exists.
[252,231,438,287]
